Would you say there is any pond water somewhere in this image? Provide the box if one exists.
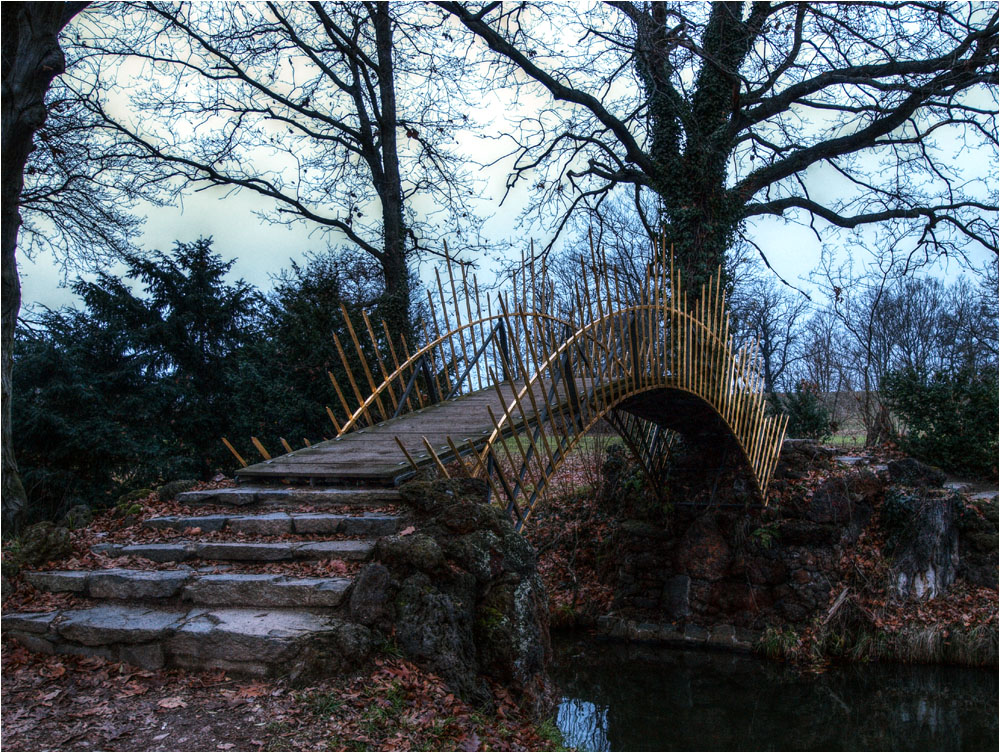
[552,635,998,751]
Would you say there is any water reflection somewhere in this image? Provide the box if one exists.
[552,636,998,751]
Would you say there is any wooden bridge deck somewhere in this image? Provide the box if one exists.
[237,380,578,486]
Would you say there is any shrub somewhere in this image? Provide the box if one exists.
[773,381,832,441]
[882,365,998,476]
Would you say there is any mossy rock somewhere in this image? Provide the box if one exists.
[16,522,74,568]
[398,478,488,513]
[887,458,947,488]
[473,576,549,686]
[375,534,446,574]
[59,504,93,530]
[117,488,154,506]
[439,502,509,536]
[157,479,198,501]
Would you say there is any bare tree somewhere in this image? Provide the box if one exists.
[728,265,810,396]
[2,1,89,530]
[440,2,998,297]
[18,78,146,270]
[816,246,998,445]
[72,1,484,337]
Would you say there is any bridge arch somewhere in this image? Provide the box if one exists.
[230,245,786,530]
[465,295,786,527]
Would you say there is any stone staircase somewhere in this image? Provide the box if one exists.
[2,485,410,679]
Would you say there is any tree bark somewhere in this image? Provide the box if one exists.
[1,2,86,531]
[370,2,411,340]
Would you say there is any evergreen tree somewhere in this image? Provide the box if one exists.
[261,249,383,445]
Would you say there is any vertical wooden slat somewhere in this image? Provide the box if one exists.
[340,305,388,421]
[421,436,451,479]
[222,437,248,468]
[394,436,422,474]
[325,405,342,435]
[332,332,377,425]
[361,311,397,405]
[328,371,359,432]
[251,437,271,460]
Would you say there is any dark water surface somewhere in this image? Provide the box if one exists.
[552,635,998,751]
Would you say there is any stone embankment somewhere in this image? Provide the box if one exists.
[588,440,998,662]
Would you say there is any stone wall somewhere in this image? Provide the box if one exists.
[605,441,996,635]
[352,478,555,718]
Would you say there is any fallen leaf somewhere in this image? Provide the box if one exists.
[157,697,188,709]
[237,683,268,699]
[39,663,66,678]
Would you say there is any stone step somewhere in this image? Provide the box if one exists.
[92,539,374,563]
[971,490,999,501]
[24,569,352,608]
[2,604,371,678]
[144,511,401,536]
[944,481,973,493]
[177,486,401,509]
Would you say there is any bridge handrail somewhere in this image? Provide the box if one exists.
[336,310,605,437]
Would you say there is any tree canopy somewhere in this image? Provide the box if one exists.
[441,1,998,292]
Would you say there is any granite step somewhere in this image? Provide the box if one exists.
[177,486,402,509]
[144,511,401,537]
[2,604,370,678]
[24,569,352,608]
[92,539,374,563]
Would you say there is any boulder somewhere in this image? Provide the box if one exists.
[473,573,553,717]
[439,502,508,535]
[774,439,836,480]
[806,470,881,526]
[398,478,489,513]
[157,479,198,502]
[348,564,396,628]
[375,534,446,573]
[958,498,999,589]
[887,458,947,488]
[661,574,691,619]
[394,572,486,704]
[378,478,555,717]
[16,522,74,568]
[59,505,93,530]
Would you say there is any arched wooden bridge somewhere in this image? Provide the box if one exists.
[229,244,788,529]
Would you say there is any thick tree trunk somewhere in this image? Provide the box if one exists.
[637,3,768,299]
[371,3,412,343]
[1,2,85,531]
